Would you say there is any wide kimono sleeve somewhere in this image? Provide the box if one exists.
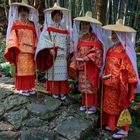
[119,53,138,109]
[35,30,57,72]
[4,21,20,64]
[85,41,103,89]
[86,40,103,69]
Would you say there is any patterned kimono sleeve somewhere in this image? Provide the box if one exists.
[126,55,138,102]
[5,21,19,63]
[119,54,138,108]
[126,58,138,84]
[35,30,57,72]
[6,22,18,50]
[86,44,103,69]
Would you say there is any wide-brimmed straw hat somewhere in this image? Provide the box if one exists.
[44,3,69,13]
[103,19,136,32]
[10,0,37,11]
[74,11,102,25]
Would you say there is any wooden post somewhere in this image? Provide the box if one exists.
[84,62,88,117]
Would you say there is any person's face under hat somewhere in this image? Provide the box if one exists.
[111,31,119,43]
[80,21,90,33]
[19,6,29,20]
[52,11,62,23]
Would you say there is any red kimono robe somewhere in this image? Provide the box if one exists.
[5,20,38,90]
[71,32,103,107]
[102,43,138,131]
[35,25,72,95]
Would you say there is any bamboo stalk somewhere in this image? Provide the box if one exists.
[45,0,48,8]
[57,0,60,5]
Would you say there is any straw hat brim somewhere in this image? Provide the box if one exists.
[10,3,37,11]
[74,16,102,25]
[44,7,70,13]
[103,24,136,32]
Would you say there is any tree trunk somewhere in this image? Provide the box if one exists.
[96,0,108,25]
[50,0,55,7]
[106,0,110,24]
[123,0,128,24]
[111,0,119,23]
[69,0,75,19]
[57,0,60,5]
[118,0,128,24]
[132,0,140,28]
[80,0,89,16]
[90,0,96,18]
[116,0,121,19]
[75,0,81,16]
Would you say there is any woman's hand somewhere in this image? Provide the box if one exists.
[102,74,112,80]
[83,56,89,61]
[76,56,89,62]
[50,49,55,56]
[76,57,83,61]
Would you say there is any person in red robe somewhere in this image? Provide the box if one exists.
[102,19,138,139]
[5,1,39,96]
[35,3,73,101]
[70,11,103,114]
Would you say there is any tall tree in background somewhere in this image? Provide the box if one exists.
[134,0,140,39]
[90,0,96,17]
[81,0,89,16]
[0,0,140,39]
[75,0,81,16]
[96,0,108,25]
[132,0,140,28]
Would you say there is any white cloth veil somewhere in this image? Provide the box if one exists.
[73,21,113,77]
[101,29,140,93]
[116,32,140,93]
[35,6,73,60]
[6,5,40,44]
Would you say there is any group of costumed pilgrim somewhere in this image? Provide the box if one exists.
[4,0,140,139]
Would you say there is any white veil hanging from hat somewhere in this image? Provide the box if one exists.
[73,20,113,77]
[44,10,73,52]
[6,5,40,44]
[116,32,140,93]
[35,7,73,60]
[43,10,71,32]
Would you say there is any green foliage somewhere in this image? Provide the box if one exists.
[0,24,7,35]
[36,70,46,83]
[0,35,11,76]
[131,107,140,129]
[0,62,11,76]
[68,79,80,95]
[130,95,140,130]
[137,56,140,75]
[136,10,140,16]
[134,95,140,102]
[136,44,140,76]
[68,79,81,103]
[0,36,6,64]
